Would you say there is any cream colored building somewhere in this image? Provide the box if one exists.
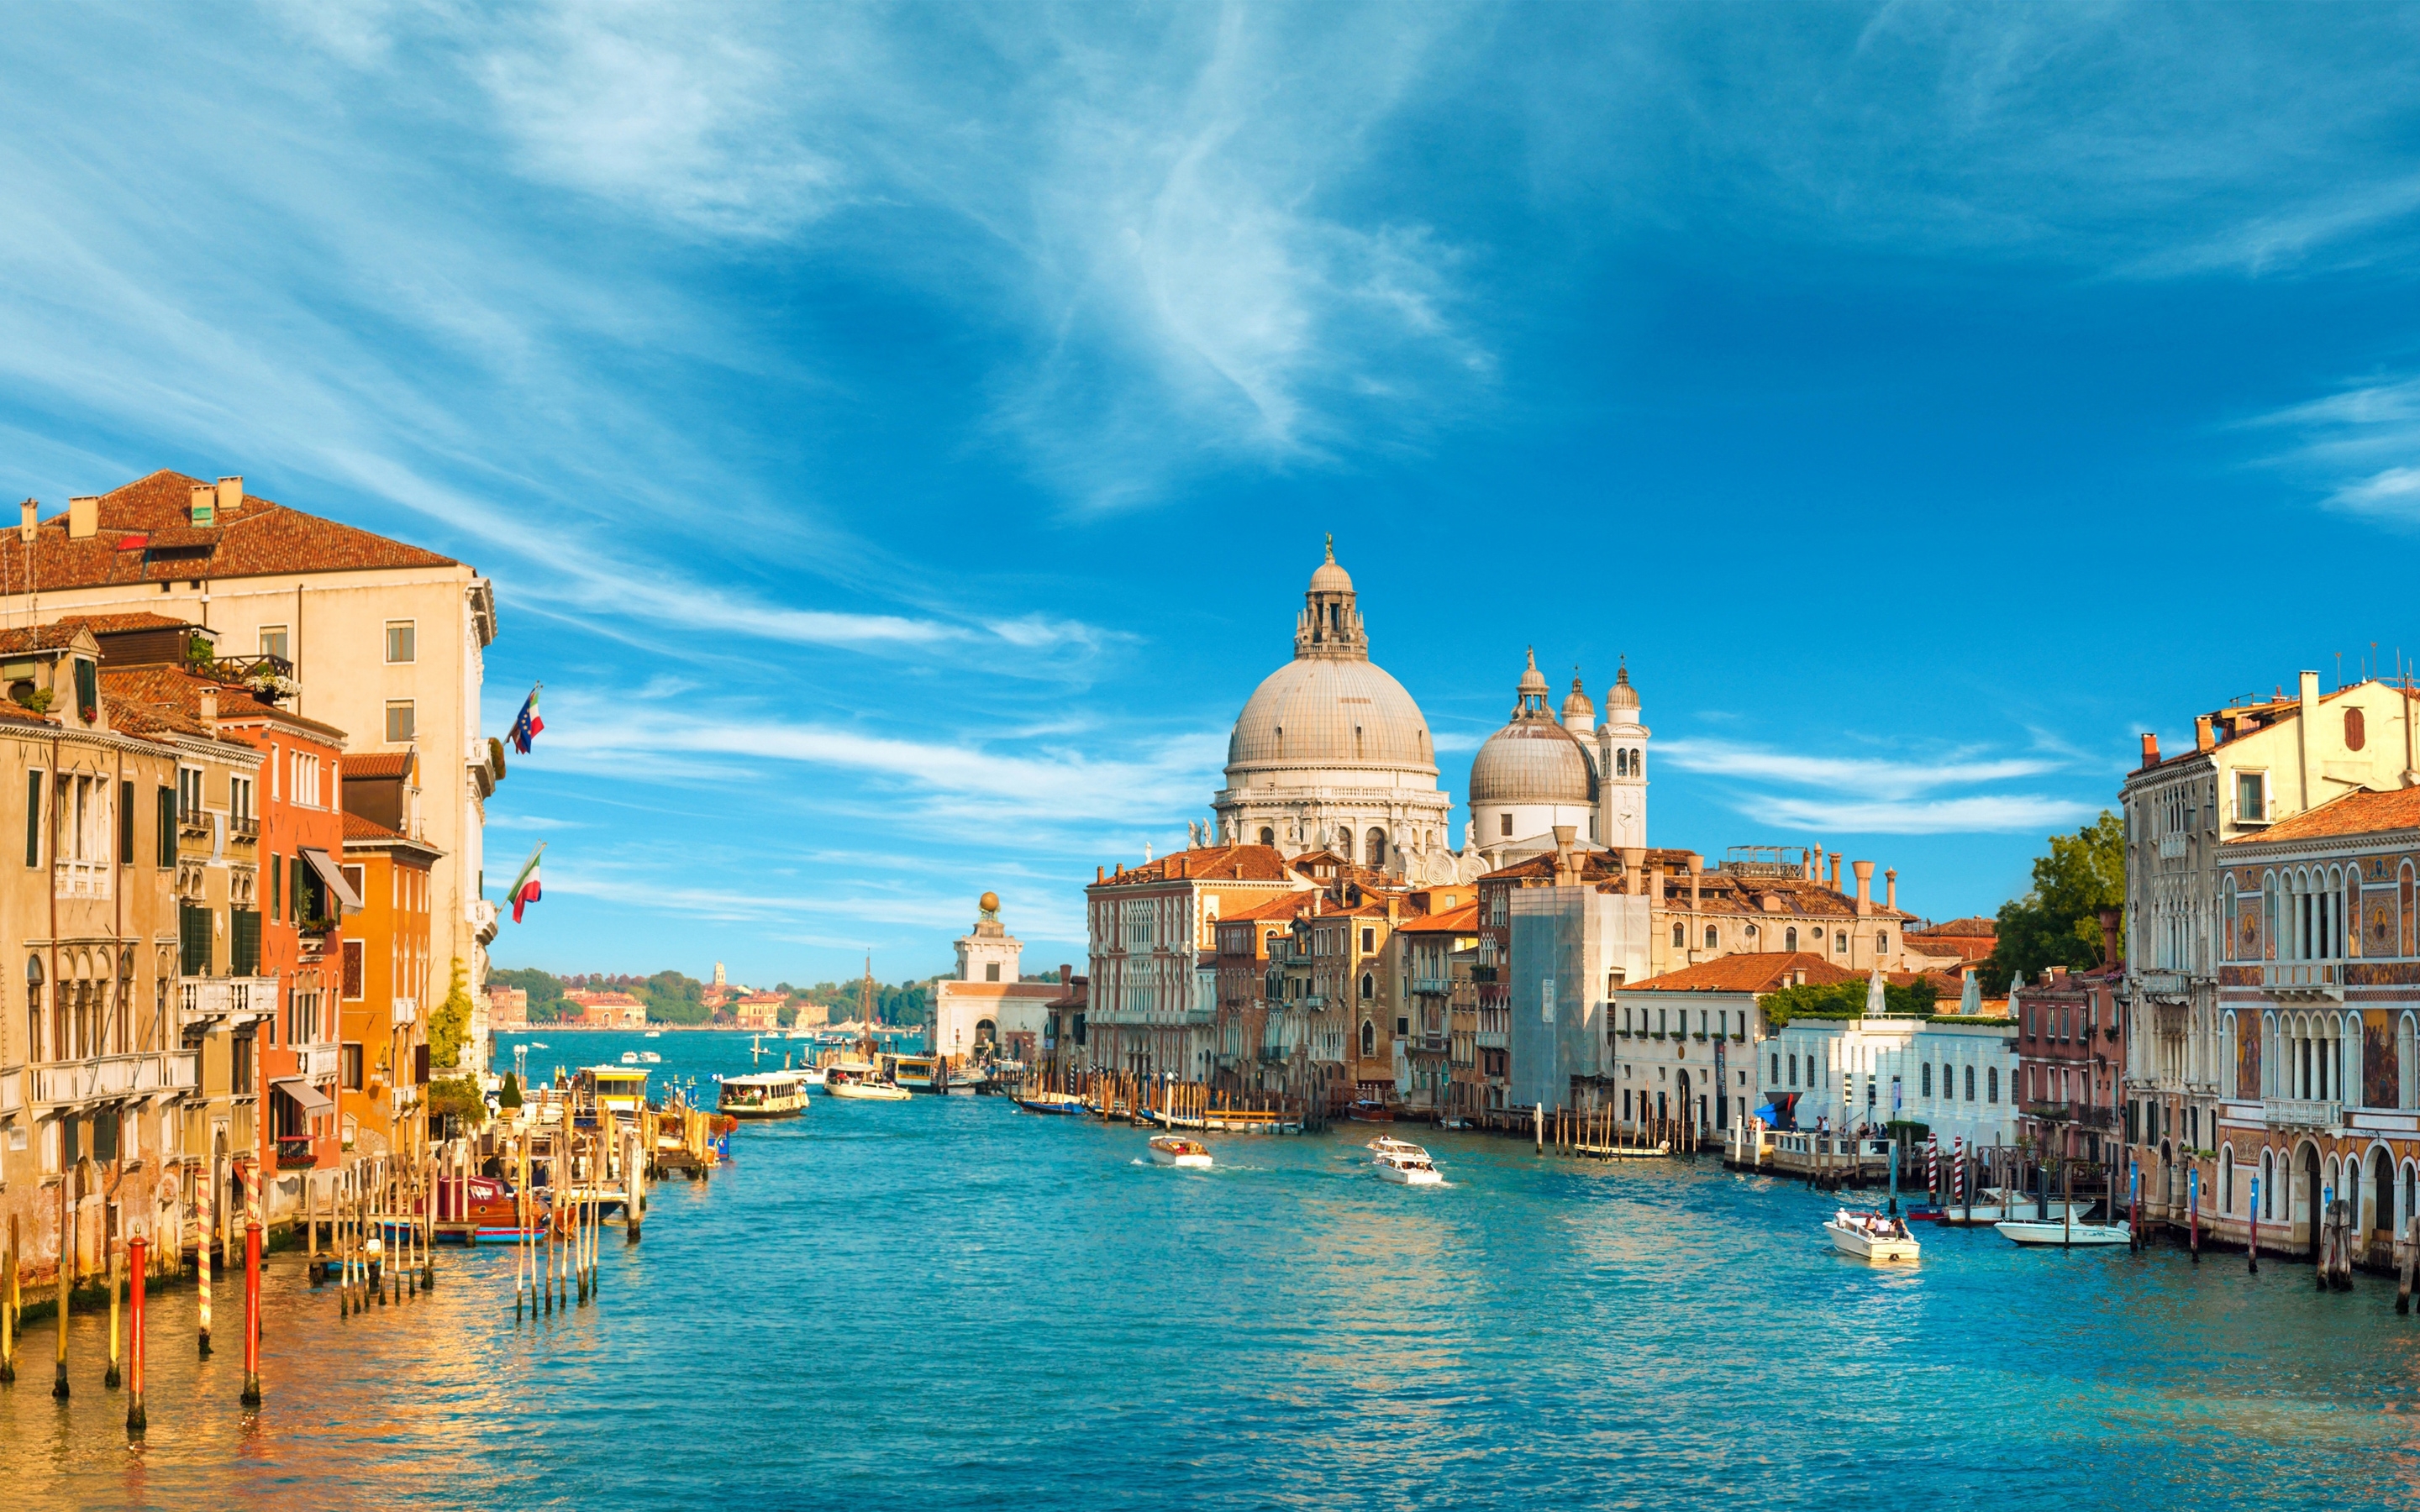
[18,473,501,1071]
[931,895,1058,1064]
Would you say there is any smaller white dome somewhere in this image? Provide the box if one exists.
[1606,659,1639,712]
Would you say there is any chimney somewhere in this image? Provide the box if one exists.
[217,475,244,515]
[1551,824,1577,885]
[2139,732,2160,768]
[1096,865,1104,883]
[197,689,218,730]
[1386,895,1399,926]
[1828,852,1842,891]
[1620,847,1646,891]
[2195,715,2215,753]
[1853,860,1873,916]
[2299,669,2320,802]
[1687,853,1702,914]
[1884,868,1897,911]
[190,483,217,523]
[67,496,97,540]
[2096,906,2122,971]
[1649,858,1665,906]
[16,498,34,543]
[1060,963,1071,986]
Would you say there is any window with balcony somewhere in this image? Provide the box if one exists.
[386,620,417,664]
[179,902,211,976]
[230,908,260,977]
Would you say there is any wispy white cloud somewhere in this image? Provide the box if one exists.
[1734,793,2102,836]
[2249,375,2420,525]
[1657,739,2064,800]
[1658,733,2102,837]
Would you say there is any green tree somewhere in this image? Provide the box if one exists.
[1981,811,2124,991]
[488,965,566,1020]
[427,1074,487,1127]
[638,969,710,1025]
[499,1072,523,1109]
[430,958,474,1069]
[1760,974,1938,1028]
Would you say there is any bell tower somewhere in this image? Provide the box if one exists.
[1597,659,1649,851]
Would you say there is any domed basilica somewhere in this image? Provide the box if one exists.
[1210,543,1649,883]
[1212,541,1469,882]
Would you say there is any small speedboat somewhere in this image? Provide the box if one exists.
[1148,1136,1213,1168]
[620,1051,639,1063]
[826,1072,912,1101]
[639,1051,662,1063]
[644,1031,661,1038]
[1373,1143,1443,1185]
[1996,1219,2131,1247]
[1366,1136,1425,1156]
[1825,1209,1920,1262]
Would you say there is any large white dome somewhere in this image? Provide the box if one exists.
[1226,656,1436,780]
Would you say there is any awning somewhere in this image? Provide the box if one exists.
[300,846,364,911]
[273,1077,335,1115]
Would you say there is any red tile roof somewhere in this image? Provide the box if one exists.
[1625,952,1860,994]
[1096,844,1302,886]
[1394,901,1481,934]
[1912,916,1996,939]
[343,751,416,780]
[0,624,92,654]
[2231,786,2420,843]
[53,612,198,634]
[340,811,407,843]
[21,470,460,591]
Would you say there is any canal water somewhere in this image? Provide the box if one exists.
[6,1028,2419,1509]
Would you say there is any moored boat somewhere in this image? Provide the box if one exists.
[1017,1091,1087,1116]
[1147,1135,1213,1168]
[1825,1209,1920,1262]
[1996,1218,2131,1247]
[717,1069,812,1119]
[825,1066,912,1100]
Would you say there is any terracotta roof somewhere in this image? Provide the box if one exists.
[934,981,1059,999]
[0,624,90,654]
[1624,953,1861,994]
[1912,916,1996,939]
[1220,894,1314,924]
[340,811,406,843]
[1096,844,1302,886]
[99,664,346,745]
[344,751,416,780]
[16,470,460,591]
[1394,901,1481,934]
[2230,786,2420,844]
[0,706,57,730]
[53,612,197,634]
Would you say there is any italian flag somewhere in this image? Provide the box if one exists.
[509,842,544,924]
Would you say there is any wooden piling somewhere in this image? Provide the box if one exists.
[2399,1213,2415,1315]
[54,1170,71,1399]
[2,1213,15,1384]
[106,1227,122,1389]
[198,1166,214,1353]
[125,1235,146,1434]
[241,1161,262,1407]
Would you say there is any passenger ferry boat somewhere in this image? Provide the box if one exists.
[890,1054,945,1094]
[1825,1209,1921,1262]
[576,1066,652,1119]
[1372,1141,1444,1185]
[1147,1135,1213,1168]
[717,1069,812,1119]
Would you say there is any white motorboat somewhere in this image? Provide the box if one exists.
[1148,1135,1213,1169]
[1373,1143,1444,1185]
[644,1030,661,1038]
[827,1077,912,1102]
[1996,1218,2131,1247]
[1825,1209,1921,1262]
[800,1067,829,1088]
[639,1051,662,1063]
[1365,1135,1425,1156]
[620,1051,639,1064]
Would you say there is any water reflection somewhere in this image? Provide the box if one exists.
[2,1030,2417,1507]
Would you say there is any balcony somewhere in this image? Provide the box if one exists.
[2265,1097,2341,1130]
[31,1051,198,1107]
[2261,963,2341,999]
[1412,977,1454,995]
[1470,966,1498,984]
[392,996,418,1025]
[2157,833,2188,860]
[229,815,259,843]
[180,975,277,1031]
[301,1042,339,1080]
[2021,1100,2117,1131]
[2134,969,2190,999]
[275,1134,316,1169]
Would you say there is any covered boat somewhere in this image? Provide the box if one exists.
[717,1070,812,1119]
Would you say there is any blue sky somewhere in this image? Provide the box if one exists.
[4,4,2420,984]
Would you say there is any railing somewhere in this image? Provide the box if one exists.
[2264,963,2341,994]
[392,997,418,1025]
[230,815,260,842]
[1470,966,1498,984]
[2158,833,2188,860]
[52,858,110,900]
[181,976,277,1028]
[1412,977,1454,995]
[2023,1100,2117,1130]
[31,1051,198,1105]
[302,1043,339,1080]
[2265,1097,2341,1129]
[1476,1029,1507,1050]
[275,1135,316,1168]
[2134,969,2190,997]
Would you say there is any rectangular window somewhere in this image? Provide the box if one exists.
[179,903,212,977]
[259,625,289,662]
[177,766,203,821]
[24,769,42,867]
[156,785,176,866]
[118,779,134,864]
[1361,927,1375,953]
[385,701,415,742]
[230,909,261,977]
[230,1032,253,1094]
[230,775,253,825]
[292,752,320,807]
[385,621,416,664]
[1499,812,1512,837]
[342,939,365,1000]
[342,863,366,901]
[270,853,281,921]
[341,1042,365,1091]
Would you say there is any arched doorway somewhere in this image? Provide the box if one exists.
[2300,1142,2323,1257]
[2373,1146,2396,1258]
[1676,1070,1692,1141]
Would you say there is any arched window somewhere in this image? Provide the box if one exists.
[2347,706,2367,751]
[1360,1020,1376,1057]
[2262,1149,2276,1219]
[1671,923,1684,948]
[24,955,41,1067]
[1834,930,1848,953]
[1365,828,1387,869]
[2222,877,2238,962]
[1629,748,1642,776]
[1258,827,1275,847]
[2402,1013,2417,1110]
[1963,1064,1974,1100]
[2221,1146,2235,1213]
[1615,748,1628,777]
[1785,927,1797,953]
[1986,1066,1998,1103]
[1922,1063,1933,1097]
[1703,926,1718,949]
[1360,973,1374,1000]
[1876,931,1888,955]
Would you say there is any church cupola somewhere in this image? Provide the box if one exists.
[1513,647,1551,720]
[1294,535,1370,661]
[1561,671,1596,735]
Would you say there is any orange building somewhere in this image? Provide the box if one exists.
[339,810,439,1155]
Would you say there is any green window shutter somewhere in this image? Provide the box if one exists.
[179,903,211,977]
[156,785,176,867]
[73,658,97,723]
[230,909,261,978]
[118,780,134,864]
[270,851,281,921]
[24,769,39,868]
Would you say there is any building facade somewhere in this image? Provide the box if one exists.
[931,895,1059,1065]
[2013,964,2122,1166]
[339,809,439,1157]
